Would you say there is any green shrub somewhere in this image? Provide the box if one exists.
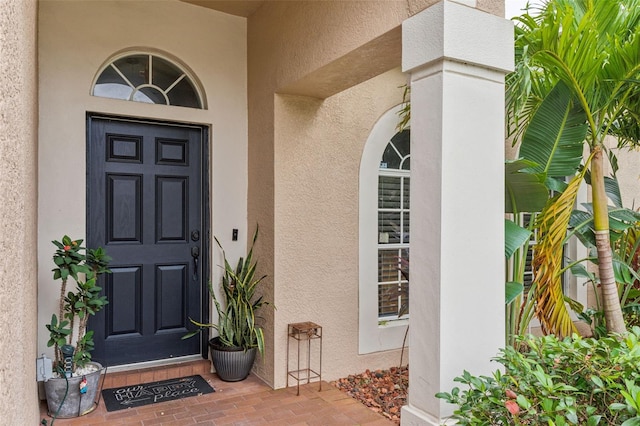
[436,328,640,425]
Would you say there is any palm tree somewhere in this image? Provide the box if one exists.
[507,0,640,335]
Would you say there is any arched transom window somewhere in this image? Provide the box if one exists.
[92,53,204,109]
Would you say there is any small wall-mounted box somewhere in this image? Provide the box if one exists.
[36,354,53,382]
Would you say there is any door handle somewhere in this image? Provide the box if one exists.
[191,246,200,281]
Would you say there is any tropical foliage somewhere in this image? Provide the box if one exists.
[437,329,640,425]
[571,193,640,337]
[506,0,640,335]
[505,160,548,345]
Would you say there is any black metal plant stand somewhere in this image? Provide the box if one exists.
[286,322,322,396]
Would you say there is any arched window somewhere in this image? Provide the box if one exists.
[92,52,205,109]
[377,129,410,319]
[359,105,410,354]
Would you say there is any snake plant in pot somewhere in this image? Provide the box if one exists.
[184,226,270,381]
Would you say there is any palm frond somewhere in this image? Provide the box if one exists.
[505,160,549,214]
[508,0,640,150]
[532,170,586,336]
[505,219,533,260]
[519,81,587,178]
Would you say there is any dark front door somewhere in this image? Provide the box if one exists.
[87,115,207,366]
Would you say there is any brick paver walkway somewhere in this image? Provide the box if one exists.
[39,360,393,425]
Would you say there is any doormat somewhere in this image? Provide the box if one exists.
[101,375,214,412]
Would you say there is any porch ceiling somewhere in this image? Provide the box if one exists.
[180,0,265,17]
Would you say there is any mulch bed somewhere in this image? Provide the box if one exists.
[331,366,408,424]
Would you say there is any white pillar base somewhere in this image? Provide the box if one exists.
[401,404,451,426]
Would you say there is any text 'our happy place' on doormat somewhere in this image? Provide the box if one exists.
[101,375,215,412]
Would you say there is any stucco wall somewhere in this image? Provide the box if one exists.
[247,1,504,387]
[273,69,409,386]
[38,0,248,361]
[614,146,640,208]
[35,0,508,392]
[0,0,39,422]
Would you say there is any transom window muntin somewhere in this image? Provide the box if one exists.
[377,129,410,320]
[380,130,410,171]
[93,53,204,109]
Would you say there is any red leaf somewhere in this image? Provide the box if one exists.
[505,400,520,416]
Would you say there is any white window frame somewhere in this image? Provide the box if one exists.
[378,164,410,320]
[359,105,409,354]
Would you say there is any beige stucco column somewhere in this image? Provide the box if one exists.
[0,0,39,423]
[401,2,513,424]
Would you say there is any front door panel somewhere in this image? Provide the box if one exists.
[87,116,205,366]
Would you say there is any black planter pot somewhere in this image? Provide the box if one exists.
[209,337,257,382]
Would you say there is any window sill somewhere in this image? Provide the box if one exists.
[378,318,409,328]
